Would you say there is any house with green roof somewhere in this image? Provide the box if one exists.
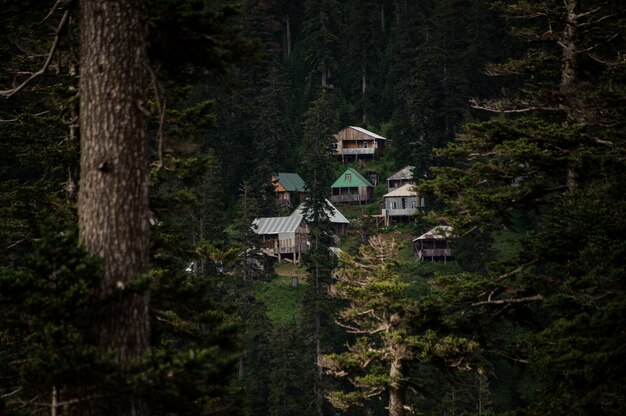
[272,173,307,206]
[330,168,374,204]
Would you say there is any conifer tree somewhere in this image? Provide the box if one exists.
[423,0,626,413]
[77,2,152,413]
[341,0,385,124]
[323,236,480,416]
[300,86,340,415]
[303,0,341,87]
[0,1,255,414]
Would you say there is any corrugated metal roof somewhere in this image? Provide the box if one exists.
[348,126,387,140]
[291,199,350,224]
[275,173,306,192]
[387,165,415,181]
[413,225,454,242]
[331,168,374,188]
[253,215,304,235]
[384,183,417,198]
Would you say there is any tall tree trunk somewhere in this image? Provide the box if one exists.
[388,357,405,416]
[314,232,324,416]
[362,65,367,124]
[78,0,150,414]
[283,14,292,61]
[380,1,385,33]
[561,0,579,191]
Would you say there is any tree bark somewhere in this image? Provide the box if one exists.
[314,234,324,416]
[283,14,291,61]
[78,0,150,414]
[388,357,406,416]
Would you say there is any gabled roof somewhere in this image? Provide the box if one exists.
[274,173,306,192]
[253,215,305,235]
[383,183,417,198]
[331,168,374,188]
[412,226,454,242]
[387,165,415,181]
[291,199,350,224]
[346,126,387,140]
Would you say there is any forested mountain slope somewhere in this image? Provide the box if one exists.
[1,0,625,415]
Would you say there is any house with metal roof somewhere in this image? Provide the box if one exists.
[382,183,424,226]
[272,173,307,207]
[387,165,415,192]
[253,214,309,263]
[412,226,454,262]
[333,126,387,162]
[291,199,350,236]
[330,167,374,204]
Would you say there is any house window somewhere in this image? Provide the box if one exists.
[363,142,368,148]
[345,173,352,181]
[391,201,397,209]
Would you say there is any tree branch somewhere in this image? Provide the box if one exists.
[470,98,563,114]
[0,9,70,98]
[1,386,23,398]
[147,63,166,170]
[472,294,544,307]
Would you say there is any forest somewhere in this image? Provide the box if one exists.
[0,0,625,415]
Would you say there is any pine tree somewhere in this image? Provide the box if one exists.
[0,0,255,413]
[341,0,385,124]
[422,0,626,413]
[323,236,481,416]
[300,86,340,415]
[77,2,152,413]
[303,0,341,87]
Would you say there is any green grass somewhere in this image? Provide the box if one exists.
[255,264,309,324]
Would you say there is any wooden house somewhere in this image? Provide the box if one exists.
[382,183,424,226]
[333,126,387,162]
[253,215,309,263]
[387,166,415,191]
[331,168,374,204]
[412,226,454,262]
[272,173,307,207]
[291,199,350,237]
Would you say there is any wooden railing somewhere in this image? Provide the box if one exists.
[383,208,417,217]
[337,148,376,155]
[331,194,367,203]
[418,248,453,258]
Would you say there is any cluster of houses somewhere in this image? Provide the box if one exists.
[253,126,453,264]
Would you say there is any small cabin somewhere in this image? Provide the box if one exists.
[334,126,387,163]
[331,168,374,205]
[291,199,350,237]
[412,226,454,262]
[272,173,307,207]
[387,166,415,192]
[382,184,424,226]
[253,215,309,263]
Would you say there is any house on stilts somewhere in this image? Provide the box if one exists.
[333,126,386,163]
[412,226,454,262]
[253,215,309,263]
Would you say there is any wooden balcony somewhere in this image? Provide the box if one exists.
[383,208,418,217]
[336,148,376,156]
[417,248,453,259]
[331,194,368,203]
